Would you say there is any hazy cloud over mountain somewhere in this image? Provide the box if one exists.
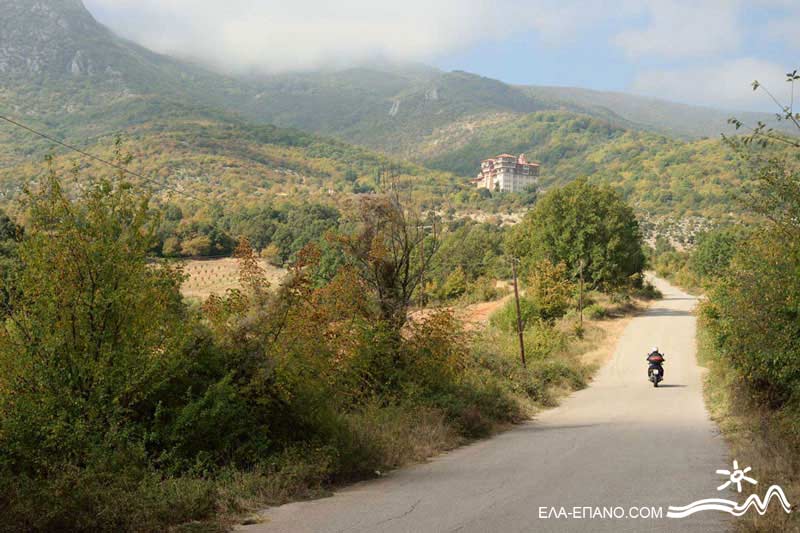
[632,57,791,110]
[84,0,799,110]
[84,0,520,73]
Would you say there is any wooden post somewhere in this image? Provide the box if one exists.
[579,259,584,328]
[511,258,526,368]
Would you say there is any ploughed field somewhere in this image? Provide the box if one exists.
[181,258,287,300]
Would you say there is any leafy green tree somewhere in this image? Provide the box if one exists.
[689,227,740,281]
[271,203,340,264]
[0,169,274,530]
[180,234,213,256]
[508,178,645,289]
[703,227,800,406]
[0,210,22,307]
[432,221,507,289]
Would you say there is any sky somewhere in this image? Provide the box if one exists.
[83,0,799,112]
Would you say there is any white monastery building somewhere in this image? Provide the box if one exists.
[472,153,540,193]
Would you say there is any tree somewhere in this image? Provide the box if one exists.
[726,70,800,232]
[508,178,645,289]
[689,227,740,281]
[526,260,573,322]
[441,266,467,300]
[180,234,212,256]
[335,194,438,330]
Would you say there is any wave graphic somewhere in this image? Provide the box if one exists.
[667,485,792,518]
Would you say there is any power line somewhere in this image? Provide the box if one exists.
[0,113,213,206]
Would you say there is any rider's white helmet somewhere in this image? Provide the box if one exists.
[652,346,659,353]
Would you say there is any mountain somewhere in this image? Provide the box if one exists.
[1,0,231,112]
[229,66,796,162]
[521,85,786,141]
[234,68,549,158]
[5,1,789,163]
[0,0,456,208]
[0,0,792,225]
[0,103,454,206]
[0,0,249,170]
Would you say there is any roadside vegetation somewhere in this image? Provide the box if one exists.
[650,72,800,532]
[0,156,651,532]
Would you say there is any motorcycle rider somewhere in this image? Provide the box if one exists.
[646,346,665,381]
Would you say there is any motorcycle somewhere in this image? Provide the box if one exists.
[646,351,665,387]
[648,364,663,387]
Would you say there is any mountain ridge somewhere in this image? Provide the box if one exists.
[4,0,791,159]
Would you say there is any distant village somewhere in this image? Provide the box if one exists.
[472,153,539,193]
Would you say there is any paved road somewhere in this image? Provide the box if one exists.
[241,278,730,532]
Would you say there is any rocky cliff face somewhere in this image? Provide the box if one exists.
[0,0,113,77]
[0,0,233,118]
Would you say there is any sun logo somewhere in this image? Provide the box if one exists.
[716,460,758,493]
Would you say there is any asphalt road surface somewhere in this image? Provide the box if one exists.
[241,278,730,532]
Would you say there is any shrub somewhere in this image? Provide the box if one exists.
[463,276,504,303]
[524,320,568,360]
[489,297,540,332]
[584,304,606,320]
[635,281,663,300]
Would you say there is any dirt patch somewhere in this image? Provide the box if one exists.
[410,294,512,331]
[458,295,513,329]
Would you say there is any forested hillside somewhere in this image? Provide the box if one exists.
[423,111,748,218]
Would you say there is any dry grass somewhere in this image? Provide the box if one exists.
[180,258,287,301]
[177,406,461,532]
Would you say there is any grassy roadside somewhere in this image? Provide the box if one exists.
[697,322,800,532]
[184,294,653,532]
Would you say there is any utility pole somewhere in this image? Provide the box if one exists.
[418,232,425,308]
[578,259,585,329]
[511,257,526,368]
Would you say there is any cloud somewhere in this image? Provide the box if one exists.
[613,0,742,59]
[630,58,792,110]
[764,17,800,49]
[84,0,525,74]
[521,0,639,45]
[82,0,637,74]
